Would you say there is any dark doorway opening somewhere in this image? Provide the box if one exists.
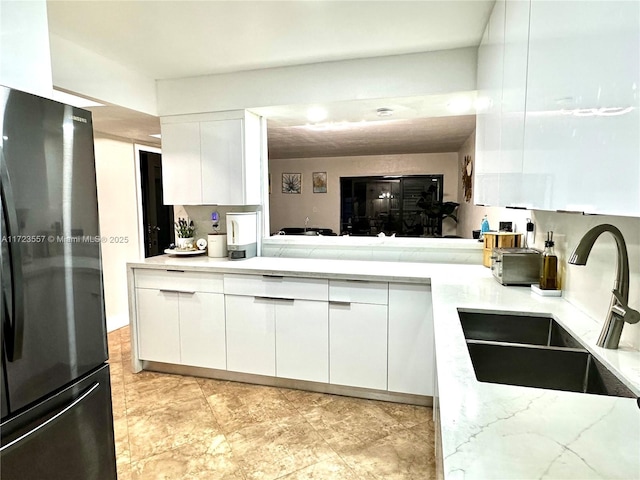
[140,151,174,257]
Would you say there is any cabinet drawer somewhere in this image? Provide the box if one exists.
[329,280,388,305]
[224,273,328,301]
[134,268,223,293]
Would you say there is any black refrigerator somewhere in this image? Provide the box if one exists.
[0,86,117,479]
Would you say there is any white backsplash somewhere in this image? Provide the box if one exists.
[531,211,640,350]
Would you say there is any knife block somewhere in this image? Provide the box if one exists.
[482,232,523,267]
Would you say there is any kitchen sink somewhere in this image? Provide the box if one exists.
[458,310,635,398]
[466,341,634,397]
[458,311,582,348]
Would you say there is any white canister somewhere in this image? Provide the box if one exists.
[207,234,227,258]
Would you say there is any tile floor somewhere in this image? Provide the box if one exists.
[108,326,436,479]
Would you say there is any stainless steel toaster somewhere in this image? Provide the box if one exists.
[491,248,541,285]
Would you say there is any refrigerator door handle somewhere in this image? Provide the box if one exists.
[0,148,24,361]
[0,382,100,454]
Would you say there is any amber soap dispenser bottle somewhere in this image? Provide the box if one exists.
[540,231,558,290]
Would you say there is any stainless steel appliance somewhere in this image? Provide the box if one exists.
[226,212,257,260]
[1,86,117,479]
[491,248,541,285]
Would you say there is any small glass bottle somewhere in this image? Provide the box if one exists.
[540,231,558,290]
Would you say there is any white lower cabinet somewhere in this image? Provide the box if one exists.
[136,288,181,364]
[329,301,388,390]
[179,292,226,369]
[136,289,226,369]
[225,295,276,376]
[275,299,329,383]
[133,268,434,401]
[225,294,329,381]
[388,284,434,396]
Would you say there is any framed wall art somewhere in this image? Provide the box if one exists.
[312,172,327,193]
[282,173,302,194]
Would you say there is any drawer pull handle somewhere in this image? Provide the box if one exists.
[262,275,284,280]
[330,301,351,307]
[160,289,195,295]
[346,279,368,283]
[254,296,294,302]
[166,269,185,273]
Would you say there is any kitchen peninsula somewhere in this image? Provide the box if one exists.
[127,255,640,479]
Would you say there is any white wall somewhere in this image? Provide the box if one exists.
[0,0,52,97]
[94,135,143,331]
[269,152,459,235]
[157,48,477,116]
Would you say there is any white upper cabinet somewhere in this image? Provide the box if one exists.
[161,121,202,205]
[476,0,640,216]
[161,111,262,205]
[523,0,639,215]
[498,0,531,208]
[474,0,505,207]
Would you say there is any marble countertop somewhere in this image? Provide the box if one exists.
[128,254,437,283]
[128,255,640,479]
[432,267,640,479]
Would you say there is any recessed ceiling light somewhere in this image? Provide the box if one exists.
[307,106,328,123]
[376,107,394,117]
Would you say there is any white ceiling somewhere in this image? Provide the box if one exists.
[47,0,493,156]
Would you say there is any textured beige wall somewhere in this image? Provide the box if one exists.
[268,153,459,235]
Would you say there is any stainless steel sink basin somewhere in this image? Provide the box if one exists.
[458,311,582,348]
[458,310,635,398]
[467,341,634,397]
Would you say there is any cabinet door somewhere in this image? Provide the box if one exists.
[523,0,640,215]
[474,0,506,206]
[225,295,275,376]
[136,289,180,363]
[329,302,387,390]
[200,119,245,205]
[275,299,328,383]
[160,121,202,205]
[179,292,226,370]
[388,284,434,396]
[498,0,530,208]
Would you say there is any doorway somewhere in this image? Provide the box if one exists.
[139,151,174,257]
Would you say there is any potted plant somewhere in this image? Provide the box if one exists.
[175,217,195,249]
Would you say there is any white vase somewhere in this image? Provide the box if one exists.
[176,237,194,250]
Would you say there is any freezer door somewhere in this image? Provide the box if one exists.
[0,363,117,480]
[0,86,108,413]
